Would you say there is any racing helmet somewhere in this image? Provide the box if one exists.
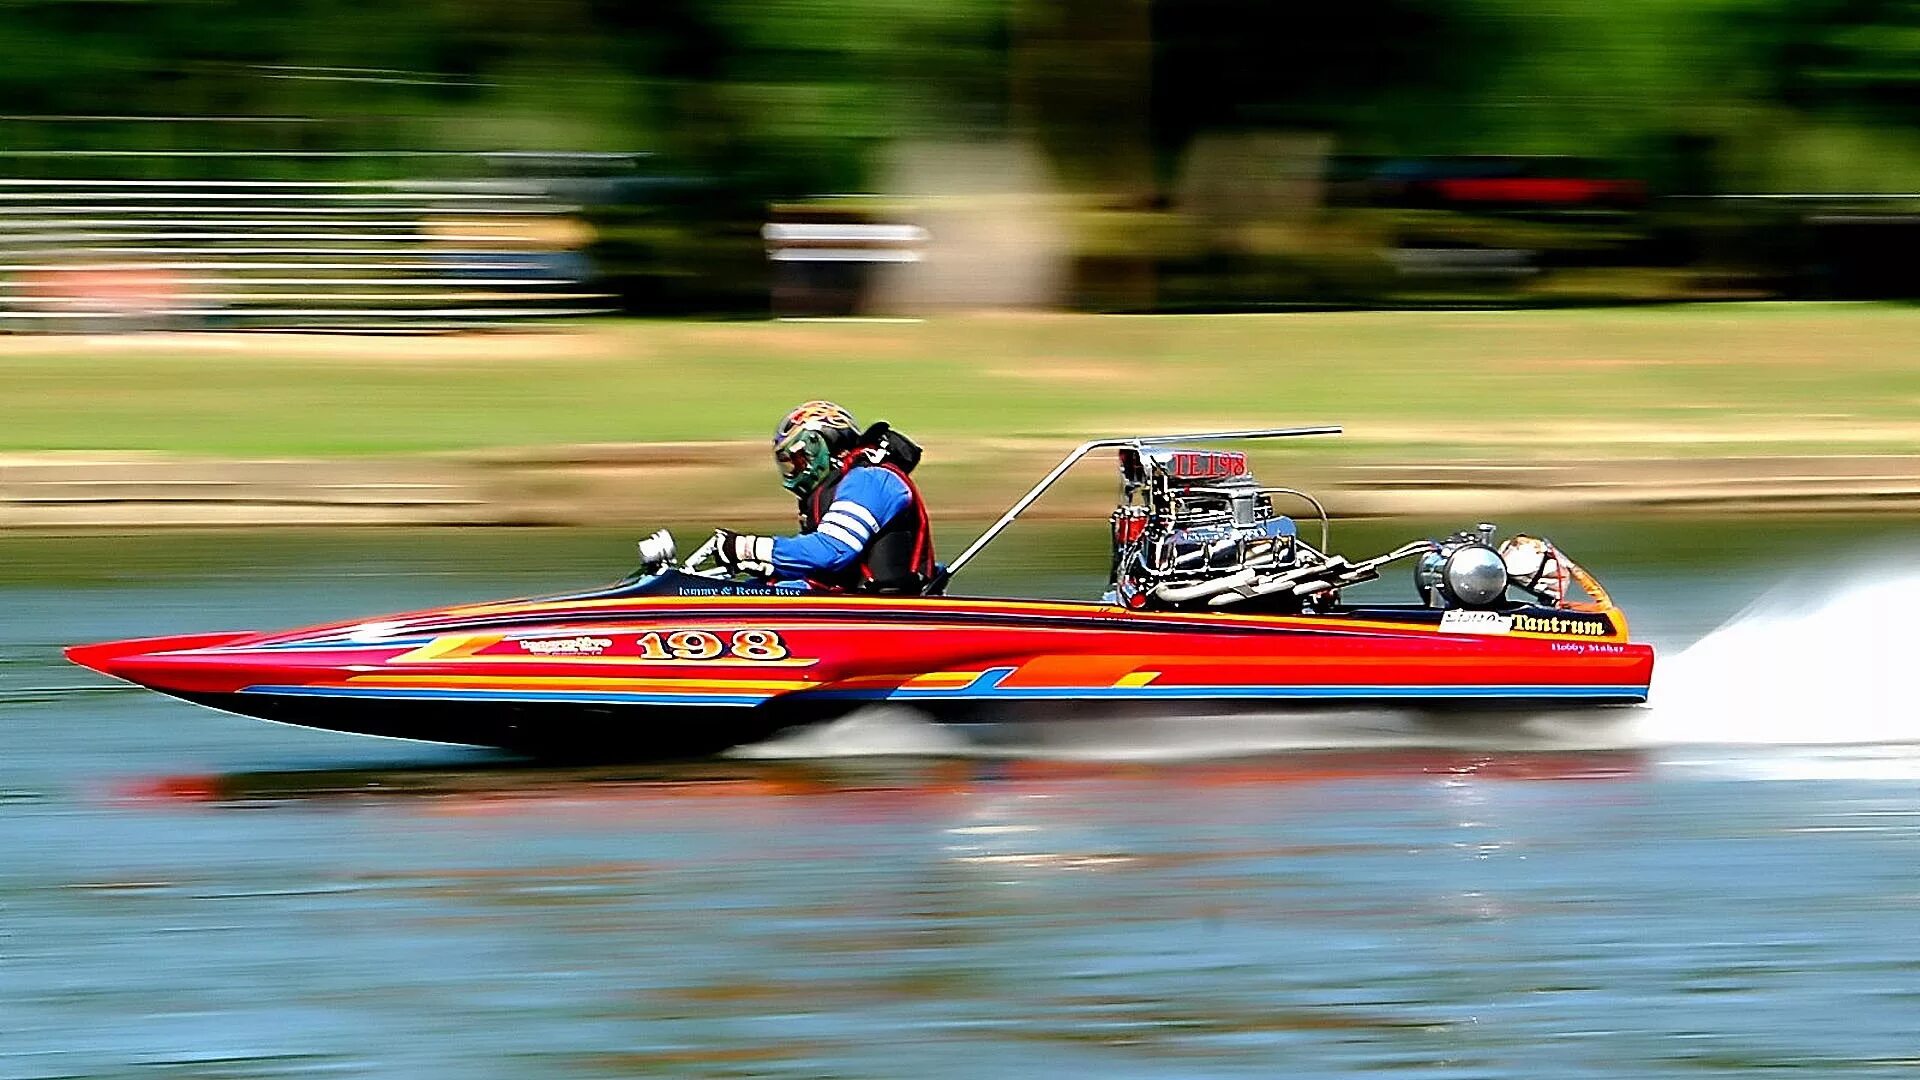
[772,400,858,495]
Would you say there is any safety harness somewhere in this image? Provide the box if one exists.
[798,425,936,594]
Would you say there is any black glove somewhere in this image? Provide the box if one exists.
[710,529,775,577]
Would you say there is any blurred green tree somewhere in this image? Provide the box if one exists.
[2,0,1920,192]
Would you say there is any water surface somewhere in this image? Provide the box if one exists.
[7,522,1920,1078]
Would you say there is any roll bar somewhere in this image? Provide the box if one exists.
[942,425,1342,580]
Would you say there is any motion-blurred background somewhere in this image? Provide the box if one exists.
[3,0,1920,529]
[5,0,1920,327]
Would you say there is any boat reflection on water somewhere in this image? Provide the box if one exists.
[106,749,1649,895]
[112,748,1646,810]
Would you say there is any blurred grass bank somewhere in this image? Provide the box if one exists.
[4,304,1919,527]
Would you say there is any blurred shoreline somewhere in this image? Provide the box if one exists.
[7,445,1920,528]
[7,306,1919,527]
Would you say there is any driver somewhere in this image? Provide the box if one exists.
[708,401,936,593]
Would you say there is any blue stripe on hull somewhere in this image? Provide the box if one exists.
[241,684,769,708]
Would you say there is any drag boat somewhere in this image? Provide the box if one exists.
[68,427,1654,757]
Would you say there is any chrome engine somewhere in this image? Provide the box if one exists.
[1107,446,1588,613]
[1107,447,1329,612]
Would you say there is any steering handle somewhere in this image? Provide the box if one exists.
[680,534,720,573]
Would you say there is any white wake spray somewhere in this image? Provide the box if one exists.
[729,706,975,759]
[1631,570,1920,747]
[731,704,1582,761]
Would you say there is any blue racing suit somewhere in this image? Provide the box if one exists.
[757,451,938,594]
[769,464,917,582]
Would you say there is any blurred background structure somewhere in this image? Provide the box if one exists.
[0,161,613,331]
[4,0,1920,323]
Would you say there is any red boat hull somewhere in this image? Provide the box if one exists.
[67,589,1653,755]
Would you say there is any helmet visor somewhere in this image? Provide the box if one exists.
[774,429,818,490]
[775,444,810,485]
